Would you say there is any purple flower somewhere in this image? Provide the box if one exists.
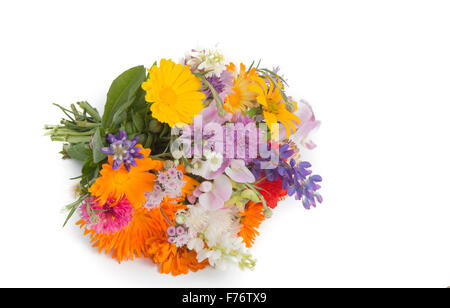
[252,143,323,209]
[100,130,144,171]
[203,70,233,102]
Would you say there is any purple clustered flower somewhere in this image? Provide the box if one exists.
[203,70,233,101]
[251,144,293,180]
[283,160,322,209]
[252,143,322,209]
[100,130,144,171]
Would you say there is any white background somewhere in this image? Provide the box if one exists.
[0,0,449,288]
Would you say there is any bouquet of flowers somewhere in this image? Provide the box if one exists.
[45,49,322,275]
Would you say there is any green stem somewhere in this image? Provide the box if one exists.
[160,208,173,226]
[78,101,102,122]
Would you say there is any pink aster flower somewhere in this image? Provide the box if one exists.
[79,196,133,234]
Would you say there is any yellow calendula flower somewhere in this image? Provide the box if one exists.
[249,76,300,139]
[223,63,259,114]
[141,59,205,127]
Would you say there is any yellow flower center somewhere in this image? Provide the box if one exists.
[113,170,130,185]
[266,98,279,114]
[160,87,177,106]
[227,87,241,109]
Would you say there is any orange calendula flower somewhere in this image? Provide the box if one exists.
[146,201,208,276]
[77,170,200,265]
[238,201,265,248]
[141,59,205,127]
[223,63,258,114]
[89,145,163,209]
[77,208,157,263]
[249,76,300,139]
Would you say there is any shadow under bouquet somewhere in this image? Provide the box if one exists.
[45,48,322,275]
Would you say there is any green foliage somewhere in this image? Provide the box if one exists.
[92,127,107,163]
[102,65,147,130]
[80,156,101,188]
[65,143,91,162]
[46,65,175,227]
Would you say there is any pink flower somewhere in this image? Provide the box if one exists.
[176,226,185,235]
[79,196,133,234]
[285,99,321,149]
[167,226,176,237]
[143,185,165,209]
[167,168,178,178]
[225,159,255,183]
[187,194,197,204]
[198,175,232,210]
[157,172,169,184]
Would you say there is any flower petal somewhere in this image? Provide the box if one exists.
[199,191,224,210]
[213,175,232,202]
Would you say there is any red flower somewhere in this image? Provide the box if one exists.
[256,177,288,209]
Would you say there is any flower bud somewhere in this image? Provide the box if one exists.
[241,189,259,202]
[163,160,174,169]
[218,107,226,117]
[90,213,100,224]
[199,181,213,193]
[285,101,295,112]
[263,207,273,218]
[172,150,183,160]
[149,119,163,133]
[175,214,186,225]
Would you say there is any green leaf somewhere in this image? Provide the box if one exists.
[132,87,148,111]
[92,127,107,163]
[132,111,144,132]
[62,194,88,227]
[247,107,260,119]
[102,65,147,129]
[136,133,147,146]
[65,143,91,162]
[80,157,99,187]
[125,121,135,135]
[144,133,153,148]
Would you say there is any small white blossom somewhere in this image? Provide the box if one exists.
[204,150,223,172]
[184,49,226,77]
